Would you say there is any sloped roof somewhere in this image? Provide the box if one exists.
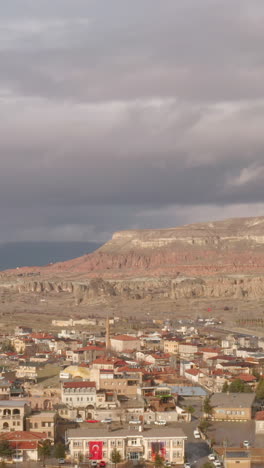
[63,381,96,389]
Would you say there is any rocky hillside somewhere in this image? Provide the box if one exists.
[4,216,264,278]
[2,217,264,303]
[3,274,264,304]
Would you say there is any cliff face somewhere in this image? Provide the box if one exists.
[3,274,264,304]
[10,215,264,277]
[3,216,264,303]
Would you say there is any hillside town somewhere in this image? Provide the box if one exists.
[0,315,264,468]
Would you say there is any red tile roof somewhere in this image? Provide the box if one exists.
[111,335,139,341]
[236,373,257,382]
[10,441,38,450]
[92,357,126,366]
[185,368,199,376]
[255,410,264,421]
[0,431,47,441]
[63,381,96,389]
[30,333,54,340]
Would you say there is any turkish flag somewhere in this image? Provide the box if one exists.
[89,441,103,460]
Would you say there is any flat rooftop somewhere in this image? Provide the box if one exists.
[68,424,187,439]
[225,451,250,459]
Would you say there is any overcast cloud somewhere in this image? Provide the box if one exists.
[1,0,264,243]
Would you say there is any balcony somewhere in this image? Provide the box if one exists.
[2,415,21,420]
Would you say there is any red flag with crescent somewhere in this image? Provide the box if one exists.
[89,441,103,460]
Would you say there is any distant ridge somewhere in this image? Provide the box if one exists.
[3,216,264,278]
[0,241,101,270]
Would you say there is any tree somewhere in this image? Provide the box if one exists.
[154,453,164,468]
[252,368,260,381]
[0,441,14,459]
[111,448,121,468]
[222,381,229,393]
[54,442,65,460]
[256,379,264,400]
[1,341,15,353]
[38,440,51,467]
[203,396,213,418]
[185,405,195,416]
[229,379,252,393]
[199,418,211,436]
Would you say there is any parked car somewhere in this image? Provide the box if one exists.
[58,459,65,465]
[213,461,222,467]
[155,420,167,426]
[208,454,216,461]
[99,462,106,467]
[91,461,98,467]
[75,418,83,423]
[243,440,250,448]
[184,463,191,468]
[86,419,100,423]
[193,430,200,439]
[101,418,112,424]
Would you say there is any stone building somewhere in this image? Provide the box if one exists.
[0,400,31,432]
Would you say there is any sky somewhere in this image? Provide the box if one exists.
[1,0,264,245]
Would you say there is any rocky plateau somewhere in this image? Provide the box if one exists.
[2,216,264,303]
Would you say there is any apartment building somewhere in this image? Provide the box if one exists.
[210,393,255,421]
[26,411,57,440]
[178,343,198,359]
[163,339,180,355]
[61,381,97,408]
[0,379,11,400]
[99,373,141,397]
[0,400,31,432]
[16,362,38,382]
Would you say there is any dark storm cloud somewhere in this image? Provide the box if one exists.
[0,0,264,242]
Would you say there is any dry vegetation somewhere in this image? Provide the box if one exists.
[1,282,264,335]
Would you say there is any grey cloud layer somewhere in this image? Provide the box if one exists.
[0,0,263,242]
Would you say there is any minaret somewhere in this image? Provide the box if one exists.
[106,313,111,352]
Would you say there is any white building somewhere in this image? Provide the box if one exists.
[110,335,141,353]
[62,381,96,409]
[67,425,186,464]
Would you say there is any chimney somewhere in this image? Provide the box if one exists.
[106,314,111,353]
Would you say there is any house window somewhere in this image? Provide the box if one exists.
[73,441,82,448]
